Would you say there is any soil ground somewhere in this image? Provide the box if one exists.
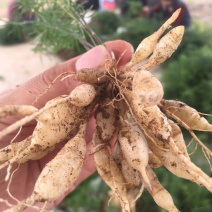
[0,0,62,91]
[0,0,212,91]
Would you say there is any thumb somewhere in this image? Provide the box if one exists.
[76,45,110,70]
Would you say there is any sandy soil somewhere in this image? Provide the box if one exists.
[0,0,211,92]
[187,0,212,24]
[0,43,62,91]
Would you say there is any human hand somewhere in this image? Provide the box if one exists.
[0,40,133,211]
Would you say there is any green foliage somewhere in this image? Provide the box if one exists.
[161,22,212,141]
[12,0,96,55]
[117,17,162,49]
[125,0,143,19]
[31,6,83,54]
[90,11,121,35]
[162,39,212,141]
[136,189,160,212]
[166,22,212,61]
[0,22,24,45]
[162,45,212,125]
[65,172,110,212]
[154,169,212,212]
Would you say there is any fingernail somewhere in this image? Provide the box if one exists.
[76,45,109,71]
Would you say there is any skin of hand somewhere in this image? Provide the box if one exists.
[0,40,133,211]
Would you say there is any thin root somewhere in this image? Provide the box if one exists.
[133,184,144,203]
[6,164,41,211]
[32,71,74,105]
[0,198,13,208]
[85,145,106,161]
[5,164,12,181]
[40,201,48,212]
[189,142,198,156]
[10,126,22,144]
[6,164,20,203]
[187,138,194,148]
[60,74,74,81]
[202,147,212,172]
[108,192,115,206]
[0,161,9,170]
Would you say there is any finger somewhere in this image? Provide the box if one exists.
[76,40,134,70]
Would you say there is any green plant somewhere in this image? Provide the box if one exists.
[125,0,143,19]
[90,11,121,36]
[166,22,212,61]
[162,45,212,140]
[12,0,102,55]
[65,173,110,212]
[117,17,162,49]
[0,22,24,45]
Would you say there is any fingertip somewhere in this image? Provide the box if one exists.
[76,45,110,70]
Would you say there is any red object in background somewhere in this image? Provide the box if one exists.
[8,0,35,21]
[8,0,16,20]
[102,1,116,11]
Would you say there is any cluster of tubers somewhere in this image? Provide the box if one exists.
[0,9,212,212]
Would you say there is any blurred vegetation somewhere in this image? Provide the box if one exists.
[125,0,143,19]
[90,11,121,35]
[162,46,212,118]
[0,21,24,45]
[117,17,162,49]
[161,24,212,141]
[65,173,107,211]
[64,172,122,212]
[169,22,212,61]
[0,0,95,56]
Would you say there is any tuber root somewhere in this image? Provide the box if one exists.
[1,10,212,212]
